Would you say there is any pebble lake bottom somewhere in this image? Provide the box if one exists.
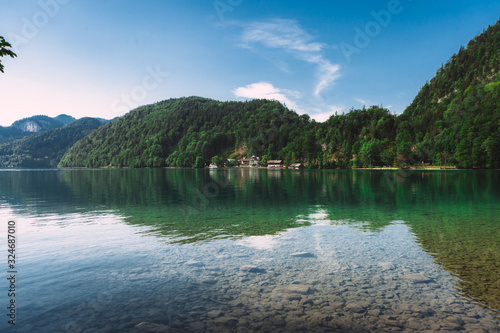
[0,168,499,332]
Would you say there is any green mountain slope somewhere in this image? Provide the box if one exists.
[0,118,106,168]
[59,94,396,169]
[59,97,317,168]
[397,19,500,168]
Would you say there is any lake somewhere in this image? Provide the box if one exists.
[0,168,499,332]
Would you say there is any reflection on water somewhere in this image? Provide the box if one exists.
[0,169,499,331]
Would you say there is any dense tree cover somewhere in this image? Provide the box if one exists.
[320,107,396,168]
[398,19,500,168]
[59,97,317,168]
[59,96,397,169]
[0,118,106,168]
[60,20,499,169]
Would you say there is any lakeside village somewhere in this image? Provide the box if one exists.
[206,156,447,170]
[208,156,304,170]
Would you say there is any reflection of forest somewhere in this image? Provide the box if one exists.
[0,169,499,312]
[384,171,500,313]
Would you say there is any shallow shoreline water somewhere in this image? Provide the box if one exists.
[0,169,498,332]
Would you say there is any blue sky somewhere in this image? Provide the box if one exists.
[0,0,499,126]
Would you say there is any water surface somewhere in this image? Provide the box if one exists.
[0,169,499,332]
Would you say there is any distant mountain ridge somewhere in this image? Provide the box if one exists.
[54,114,77,126]
[11,115,71,133]
[0,117,108,168]
[0,114,76,141]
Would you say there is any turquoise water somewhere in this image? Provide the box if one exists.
[0,168,499,332]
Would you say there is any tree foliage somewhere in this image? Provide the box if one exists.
[399,19,500,168]
[59,97,398,169]
[0,36,17,73]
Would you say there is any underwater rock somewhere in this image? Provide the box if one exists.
[185,260,204,267]
[240,265,266,273]
[403,273,433,283]
[135,322,169,332]
[290,252,315,258]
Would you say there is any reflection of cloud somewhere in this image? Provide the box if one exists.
[296,207,334,226]
[308,212,329,220]
[237,234,279,250]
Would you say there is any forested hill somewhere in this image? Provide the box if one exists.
[58,95,398,169]
[59,20,500,169]
[397,19,500,168]
[59,98,317,168]
[0,118,107,168]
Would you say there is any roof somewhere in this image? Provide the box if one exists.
[290,163,303,167]
[268,160,283,164]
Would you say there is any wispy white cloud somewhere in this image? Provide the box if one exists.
[282,88,302,99]
[239,19,340,96]
[355,98,368,106]
[232,82,302,112]
[233,82,349,122]
[303,54,341,97]
[240,19,325,52]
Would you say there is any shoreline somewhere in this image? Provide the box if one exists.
[3,166,499,171]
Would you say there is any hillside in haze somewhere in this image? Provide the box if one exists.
[0,118,107,168]
[0,114,77,141]
[55,19,500,169]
